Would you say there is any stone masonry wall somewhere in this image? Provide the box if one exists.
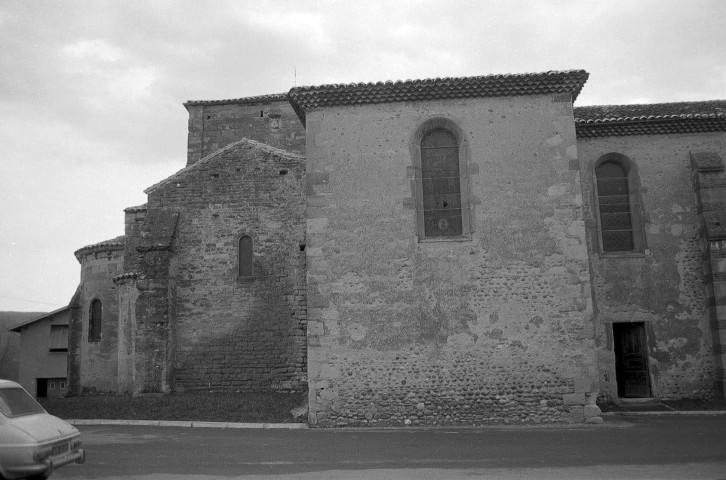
[578,133,726,402]
[306,94,598,426]
[185,99,306,166]
[148,141,307,392]
[117,206,174,393]
[73,247,123,393]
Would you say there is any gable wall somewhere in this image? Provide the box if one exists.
[185,100,306,166]
[578,132,726,402]
[148,144,307,392]
[305,94,599,426]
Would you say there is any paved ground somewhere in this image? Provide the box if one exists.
[54,415,726,479]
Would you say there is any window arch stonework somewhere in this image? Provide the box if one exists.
[407,117,477,241]
[593,153,646,254]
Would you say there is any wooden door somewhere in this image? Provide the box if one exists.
[613,322,651,398]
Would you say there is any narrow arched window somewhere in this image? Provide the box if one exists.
[421,128,462,237]
[89,299,102,342]
[596,155,643,252]
[239,235,253,277]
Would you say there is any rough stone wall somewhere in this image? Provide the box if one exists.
[147,142,307,392]
[577,133,726,402]
[306,94,598,426]
[72,247,123,393]
[115,274,138,394]
[116,206,177,393]
[185,99,306,166]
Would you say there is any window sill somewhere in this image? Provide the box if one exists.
[598,251,646,259]
[418,236,473,243]
[237,276,255,283]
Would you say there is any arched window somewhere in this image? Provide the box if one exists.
[410,118,472,240]
[239,235,253,277]
[421,129,462,237]
[595,154,644,253]
[89,299,102,342]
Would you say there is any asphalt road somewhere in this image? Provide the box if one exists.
[54,415,726,479]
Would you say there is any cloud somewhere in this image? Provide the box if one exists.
[62,38,124,62]
[242,8,334,55]
[0,101,178,310]
[60,38,158,106]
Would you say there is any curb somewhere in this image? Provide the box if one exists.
[68,419,308,429]
[602,410,726,416]
[67,411,726,428]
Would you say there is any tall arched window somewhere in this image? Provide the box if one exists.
[239,235,253,277]
[410,118,472,240]
[89,299,102,342]
[421,129,462,237]
[595,154,644,253]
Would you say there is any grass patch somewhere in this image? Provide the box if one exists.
[39,391,308,423]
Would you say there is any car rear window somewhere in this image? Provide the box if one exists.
[0,387,46,417]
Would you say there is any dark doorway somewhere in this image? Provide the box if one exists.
[36,378,48,398]
[613,322,651,398]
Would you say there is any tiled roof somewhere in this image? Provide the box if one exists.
[184,93,288,108]
[124,204,147,213]
[575,100,726,138]
[145,138,304,194]
[74,235,125,259]
[288,70,589,124]
[9,306,69,332]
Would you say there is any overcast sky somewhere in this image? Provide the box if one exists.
[1,0,724,312]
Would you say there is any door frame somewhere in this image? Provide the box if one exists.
[612,321,652,398]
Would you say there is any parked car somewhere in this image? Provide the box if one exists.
[0,379,84,479]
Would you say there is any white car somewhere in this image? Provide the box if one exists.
[0,379,84,479]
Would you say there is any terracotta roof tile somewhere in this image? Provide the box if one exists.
[288,70,589,124]
[124,204,147,213]
[575,100,726,138]
[74,235,125,259]
[184,93,288,108]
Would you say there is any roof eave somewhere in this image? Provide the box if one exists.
[9,305,70,332]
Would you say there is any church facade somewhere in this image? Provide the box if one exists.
[66,70,726,425]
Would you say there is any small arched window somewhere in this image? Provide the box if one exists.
[595,154,644,253]
[89,299,102,342]
[239,235,253,277]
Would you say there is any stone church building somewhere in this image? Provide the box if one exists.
[65,69,726,426]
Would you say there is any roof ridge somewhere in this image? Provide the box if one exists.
[124,203,147,213]
[184,93,288,107]
[9,305,70,332]
[144,138,303,194]
[287,70,590,125]
[74,235,125,258]
[575,99,726,110]
[574,99,726,126]
[575,99,726,137]
[290,69,588,92]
